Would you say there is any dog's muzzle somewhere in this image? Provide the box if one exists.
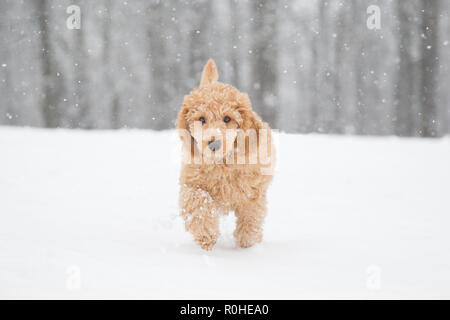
[208,140,221,152]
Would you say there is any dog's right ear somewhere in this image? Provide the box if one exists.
[200,59,219,86]
[176,104,190,134]
[176,104,196,160]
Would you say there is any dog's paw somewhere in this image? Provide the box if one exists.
[234,230,262,248]
[236,238,257,248]
[186,214,220,250]
[195,235,217,251]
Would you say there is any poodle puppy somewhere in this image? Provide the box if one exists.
[176,59,274,250]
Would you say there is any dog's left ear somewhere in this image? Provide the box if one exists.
[176,104,189,131]
[236,93,264,131]
[200,59,219,86]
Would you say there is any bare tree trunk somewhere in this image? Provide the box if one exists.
[352,0,365,135]
[333,4,345,134]
[395,1,414,136]
[309,20,319,133]
[188,0,212,86]
[229,0,241,88]
[73,22,91,129]
[147,1,172,130]
[310,0,327,133]
[250,0,278,127]
[420,0,440,137]
[36,0,60,128]
[0,2,14,125]
[103,0,120,129]
[395,0,424,137]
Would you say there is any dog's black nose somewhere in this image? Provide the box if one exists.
[208,140,221,151]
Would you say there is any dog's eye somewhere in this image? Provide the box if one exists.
[199,117,206,124]
[223,116,231,123]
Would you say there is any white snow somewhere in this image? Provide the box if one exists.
[1,127,450,299]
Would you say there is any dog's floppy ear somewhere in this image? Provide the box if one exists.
[200,59,219,86]
[176,103,196,159]
[242,109,264,132]
[235,94,270,165]
[176,103,192,143]
[176,104,189,131]
[236,93,264,131]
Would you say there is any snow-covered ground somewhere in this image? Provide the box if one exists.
[1,127,450,299]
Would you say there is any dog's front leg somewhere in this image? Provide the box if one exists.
[179,185,220,250]
[234,199,266,248]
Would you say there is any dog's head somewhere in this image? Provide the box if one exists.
[176,59,265,164]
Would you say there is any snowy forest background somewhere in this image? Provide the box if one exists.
[0,0,449,137]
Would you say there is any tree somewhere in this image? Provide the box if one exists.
[420,0,440,137]
[395,0,422,136]
[250,0,279,127]
[36,0,61,128]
